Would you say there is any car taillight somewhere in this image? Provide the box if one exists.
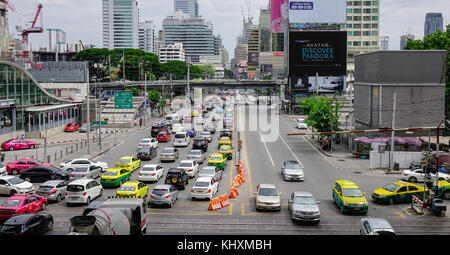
[202,143,206,145]
[149,194,153,198]
[166,194,171,198]
[138,173,142,176]
[51,189,57,194]
[65,192,68,196]
[208,189,211,193]
[188,169,193,172]
[82,192,87,196]
[82,174,87,177]
[151,173,156,176]
[185,138,187,142]
[190,188,194,192]
[69,174,73,177]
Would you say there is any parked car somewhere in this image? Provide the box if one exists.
[59,158,108,173]
[177,160,199,179]
[65,179,103,206]
[0,213,53,235]
[192,137,208,152]
[164,168,189,190]
[190,177,218,200]
[69,165,102,181]
[200,132,212,143]
[0,176,35,196]
[198,166,222,182]
[7,158,52,175]
[157,131,171,142]
[332,180,368,214]
[187,150,206,164]
[37,180,69,203]
[360,218,396,235]
[371,181,426,205]
[116,181,148,199]
[296,118,308,129]
[79,123,98,133]
[160,147,179,162]
[1,139,37,151]
[171,124,184,134]
[288,191,320,222]
[151,122,168,137]
[281,160,305,181]
[0,163,6,176]
[402,168,450,183]
[100,168,131,187]
[64,122,79,132]
[138,138,158,149]
[19,165,70,183]
[254,184,282,211]
[0,195,48,222]
[115,156,141,172]
[137,147,157,161]
[149,184,178,208]
[138,164,164,182]
[173,132,190,147]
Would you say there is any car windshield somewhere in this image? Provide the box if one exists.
[0,224,22,233]
[258,188,278,196]
[220,147,231,152]
[285,162,301,169]
[68,123,76,126]
[138,148,151,152]
[189,151,202,156]
[200,169,215,175]
[293,196,316,205]
[194,181,209,187]
[67,185,84,192]
[179,163,192,168]
[141,167,156,172]
[152,189,168,195]
[158,133,166,137]
[140,140,151,144]
[210,157,222,161]
[2,200,21,207]
[375,230,396,235]
[39,185,55,191]
[118,159,131,164]
[103,171,118,176]
[119,186,136,192]
[201,132,210,136]
[8,178,24,185]
[175,134,186,138]
[162,148,174,153]
[194,138,204,142]
[34,159,44,164]
[383,183,401,192]
[166,116,173,120]
[342,188,364,197]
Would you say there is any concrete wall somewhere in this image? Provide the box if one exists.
[370,150,423,169]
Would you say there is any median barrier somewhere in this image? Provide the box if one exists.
[208,197,222,211]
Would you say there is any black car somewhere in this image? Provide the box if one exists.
[137,147,157,161]
[192,137,208,152]
[19,165,70,183]
[204,126,216,134]
[0,213,53,235]
[220,129,233,139]
[164,168,189,190]
[151,123,168,137]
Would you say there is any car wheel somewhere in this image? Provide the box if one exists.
[10,190,16,196]
[56,194,62,202]
[25,177,31,182]
[11,169,19,175]
[409,177,417,183]
[443,191,450,200]
[86,197,91,205]
[47,220,54,230]
[340,205,345,214]
[389,198,395,205]
[99,189,104,197]
[30,145,35,149]
[67,168,73,173]
[9,147,14,151]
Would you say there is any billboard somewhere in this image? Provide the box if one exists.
[248,52,259,66]
[270,0,288,33]
[289,0,346,24]
[290,75,346,94]
[289,31,347,76]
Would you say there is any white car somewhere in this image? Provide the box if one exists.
[138,164,164,182]
[402,168,450,183]
[172,124,184,134]
[173,132,190,147]
[65,179,103,206]
[0,176,35,195]
[200,131,212,142]
[212,114,221,122]
[60,158,108,172]
[138,138,158,149]
[177,160,199,178]
[0,163,7,176]
[190,176,219,200]
[297,119,308,129]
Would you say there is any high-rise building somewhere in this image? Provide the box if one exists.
[47,28,67,53]
[220,47,229,69]
[159,42,185,63]
[138,21,155,53]
[154,30,164,57]
[259,7,272,52]
[102,0,139,49]
[67,40,84,53]
[162,13,215,59]
[214,35,222,56]
[345,0,380,64]
[174,0,197,17]
[424,13,443,36]
[0,2,12,59]
[380,36,389,50]
[400,34,414,50]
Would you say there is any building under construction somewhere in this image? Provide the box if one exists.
[0,1,13,59]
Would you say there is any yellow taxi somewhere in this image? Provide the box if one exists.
[218,136,232,149]
[218,145,233,160]
[372,181,426,205]
[115,156,141,172]
[116,181,148,198]
[100,167,131,187]
[191,110,200,117]
[332,180,368,214]
[208,153,227,170]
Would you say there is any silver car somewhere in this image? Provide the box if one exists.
[149,184,178,208]
[198,166,222,182]
[281,160,304,181]
[69,165,101,181]
[187,150,206,164]
[288,191,320,222]
[360,218,396,235]
[200,132,212,143]
[160,147,179,162]
[0,176,35,196]
[37,180,68,202]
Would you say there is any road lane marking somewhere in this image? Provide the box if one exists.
[259,130,275,167]
[242,128,253,198]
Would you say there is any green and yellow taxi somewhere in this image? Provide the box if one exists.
[100,167,131,187]
[433,179,450,199]
[192,110,200,117]
[218,145,233,160]
[372,181,427,205]
[208,153,227,170]
[218,136,232,149]
[116,181,148,198]
[115,156,141,172]
[332,180,368,214]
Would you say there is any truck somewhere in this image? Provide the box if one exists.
[69,198,147,235]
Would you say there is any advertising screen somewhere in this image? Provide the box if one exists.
[289,31,347,76]
[289,0,346,24]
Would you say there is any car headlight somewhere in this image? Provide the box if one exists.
[343,202,349,206]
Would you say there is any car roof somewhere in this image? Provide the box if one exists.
[3,214,36,224]
[258,184,277,189]
[143,164,158,168]
[189,150,202,153]
[154,184,172,190]
[180,160,194,163]
[293,191,314,197]
[196,177,213,182]
[68,179,96,185]
[0,175,18,180]
[40,180,65,186]
[122,181,141,186]
[71,158,91,161]
[211,153,223,157]
[8,195,30,200]
[361,218,394,230]
[336,180,360,189]
[120,156,133,159]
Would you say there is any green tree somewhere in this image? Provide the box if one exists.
[224,69,234,79]
[301,95,343,133]
[160,60,187,80]
[71,48,110,81]
[125,88,141,97]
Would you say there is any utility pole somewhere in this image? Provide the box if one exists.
[122,50,125,82]
[349,85,354,153]
[389,92,397,169]
[86,61,91,155]
[187,57,191,105]
[108,54,111,82]
[435,120,444,197]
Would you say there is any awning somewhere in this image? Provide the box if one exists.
[25,103,81,113]
[420,136,450,146]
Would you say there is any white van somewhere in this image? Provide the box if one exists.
[65,179,103,206]
[165,114,180,126]
[173,132,190,147]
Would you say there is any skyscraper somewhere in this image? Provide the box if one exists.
[174,0,197,17]
[400,34,414,50]
[259,7,272,52]
[138,21,155,53]
[102,0,139,49]
[380,36,389,50]
[47,28,67,53]
[424,13,443,36]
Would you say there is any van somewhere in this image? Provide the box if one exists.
[65,179,103,206]
[165,114,180,126]
[173,132,190,147]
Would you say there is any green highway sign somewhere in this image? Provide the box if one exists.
[92,121,108,125]
[115,91,133,109]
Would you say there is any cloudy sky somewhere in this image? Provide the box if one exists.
[7,0,449,59]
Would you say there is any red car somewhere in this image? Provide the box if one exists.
[1,139,37,151]
[0,195,48,221]
[6,158,53,175]
[157,131,171,142]
[184,116,192,123]
[64,122,79,132]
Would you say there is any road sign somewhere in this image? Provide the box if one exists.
[115,91,133,109]
[92,121,108,125]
